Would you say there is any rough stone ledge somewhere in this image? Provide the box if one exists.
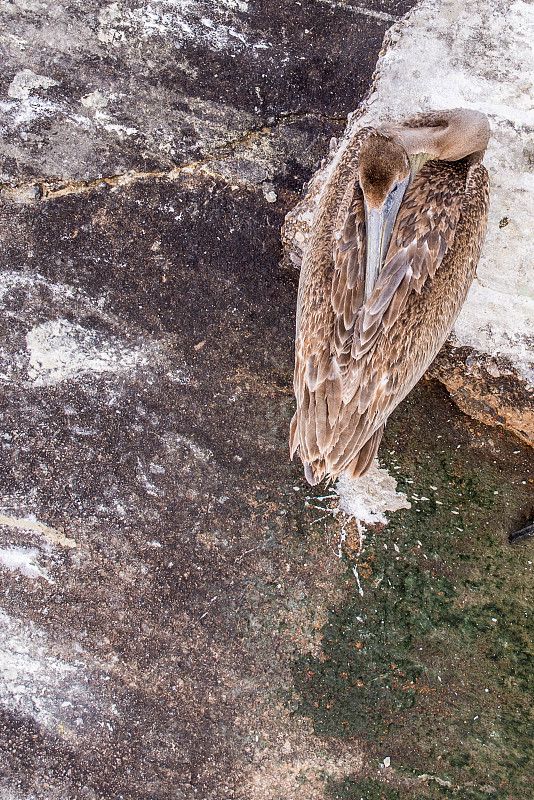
[430,344,534,446]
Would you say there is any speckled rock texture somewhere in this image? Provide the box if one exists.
[0,0,411,185]
[0,1,415,798]
[2,1,533,798]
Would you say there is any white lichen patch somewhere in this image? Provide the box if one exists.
[26,319,152,386]
[0,271,160,386]
[136,458,165,497]
[0,270,73,307]
[1,70,67,144]
[8,68,59,100]
[168,433,214,463]
[99,119,139,137]
[0,547,53,583]
[80,90,109,109]
[0,96,64,131]
[336,461,411,526]
[166,367,190,385]
[0,610,110,737]
[97,0,270,53]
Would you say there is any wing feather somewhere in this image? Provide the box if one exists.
[352,164,464,360]
[292,144,489,485]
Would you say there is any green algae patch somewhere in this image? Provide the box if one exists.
[292,380,534,799]
[326,775,495,799]
[328,776,407,799]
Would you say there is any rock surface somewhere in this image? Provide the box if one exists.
[0,0,412,186]
[1,0,533,799]
[0,161,358,800]
[0,1,414,798]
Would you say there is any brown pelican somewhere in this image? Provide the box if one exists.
[290,108,490,485]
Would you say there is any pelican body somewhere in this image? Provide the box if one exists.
[290,109,490,485]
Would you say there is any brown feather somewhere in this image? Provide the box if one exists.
[290,112,490,485]
[289,412,298,459]
[347,425,385,479]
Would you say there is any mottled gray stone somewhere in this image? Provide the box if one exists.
[0,0,410,183]
[0,2,415,796]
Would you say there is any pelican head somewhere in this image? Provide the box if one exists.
[357,134,411,301]
[357,110,490,302]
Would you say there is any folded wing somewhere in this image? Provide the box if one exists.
[291,158,477,483]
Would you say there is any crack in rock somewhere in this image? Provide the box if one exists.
[0,110,346,204]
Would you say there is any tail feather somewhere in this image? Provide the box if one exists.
[304,462,323,485]
[347,424,384,479]
[289,412,299,459]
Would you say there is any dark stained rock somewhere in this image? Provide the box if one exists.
[0,0,406,183]
[0,172,363,799]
